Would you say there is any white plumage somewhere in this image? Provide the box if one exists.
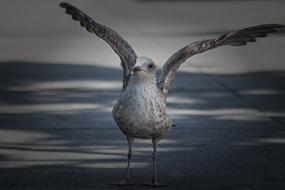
[113,57,172,140]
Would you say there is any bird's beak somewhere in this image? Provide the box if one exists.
[132,66,142,73]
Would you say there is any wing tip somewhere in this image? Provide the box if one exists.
[262,24,285,33]
[276,24,285,33]
[59,2,83,18]
[272,24,285,28]
[59,2,69,8]
[59,2,78,12]
[263,24,285,35]
[269,24,285,32]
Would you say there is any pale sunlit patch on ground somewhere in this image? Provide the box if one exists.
[75,162,148,169]
[215,114,267,121]
[0,129,49,143]
[6,80,122,91]
[167,96,203,104]
[0,103,104,114]
[239,88,285,95]
[168,108,261,116]
[169,107,285,121]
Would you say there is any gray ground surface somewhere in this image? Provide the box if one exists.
[0,0,285,190]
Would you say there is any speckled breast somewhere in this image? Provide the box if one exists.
[112,86,172,139]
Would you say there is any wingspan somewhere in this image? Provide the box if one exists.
[157,24,285,98]
[60,2,137,90]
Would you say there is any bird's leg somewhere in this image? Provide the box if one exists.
[110,136,134,186]
[152,138,158,183]
[125,136,134,182]
[143,138,167,187]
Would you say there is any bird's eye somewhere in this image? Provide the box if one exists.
[148,64,154,70]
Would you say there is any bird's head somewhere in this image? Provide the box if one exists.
[132,57,157,81]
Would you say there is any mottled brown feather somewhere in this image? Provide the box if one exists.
[158,24,285,97]
[60,2,137,90]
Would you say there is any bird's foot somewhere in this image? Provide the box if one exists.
[142,179,168,187]
[110,178,135,186]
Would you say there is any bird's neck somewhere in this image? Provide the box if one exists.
[129,74,157,87]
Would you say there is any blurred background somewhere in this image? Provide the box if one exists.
[0,0,285,189]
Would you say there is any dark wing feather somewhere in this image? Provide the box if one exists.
[157,24,284,98]
[60,2,137,89]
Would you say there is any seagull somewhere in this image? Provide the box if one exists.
[60,2,284,187]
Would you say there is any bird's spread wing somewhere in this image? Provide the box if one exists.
[60,2,137,89]
[157,24,285,98]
